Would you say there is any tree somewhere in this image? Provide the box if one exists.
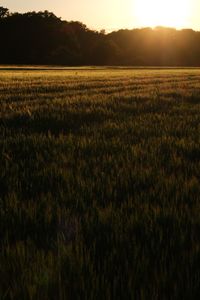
[91,39,121,65]
[0,7,9,18]
[1,7,200,66]
[100,29,106,35]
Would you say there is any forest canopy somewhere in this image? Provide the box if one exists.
[1,6,200,66]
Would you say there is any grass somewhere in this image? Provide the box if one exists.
[1,68,200,299]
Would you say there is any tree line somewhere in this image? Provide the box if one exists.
[1,6,200,66]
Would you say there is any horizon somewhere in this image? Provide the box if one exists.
[1,0,200,32]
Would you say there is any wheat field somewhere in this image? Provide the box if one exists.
[1,68,200,299]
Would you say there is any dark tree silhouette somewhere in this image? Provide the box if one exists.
[0,7,200,66]
[0,6,9,18]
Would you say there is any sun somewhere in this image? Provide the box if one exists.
[133,0,190,28]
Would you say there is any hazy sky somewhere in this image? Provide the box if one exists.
[2,0,200,31]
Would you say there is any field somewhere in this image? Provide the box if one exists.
[1,68,200,299]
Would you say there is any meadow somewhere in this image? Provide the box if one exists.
[1,68,200,299]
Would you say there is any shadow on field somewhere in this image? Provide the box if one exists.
[188,94,200,104]
[2,94,200,136]
[1,110,108,135]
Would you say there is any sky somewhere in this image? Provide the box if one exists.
[1,0,200,32]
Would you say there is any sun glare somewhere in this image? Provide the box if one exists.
[134,0,190,28]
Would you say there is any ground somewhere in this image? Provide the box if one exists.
[1,68,200,299]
